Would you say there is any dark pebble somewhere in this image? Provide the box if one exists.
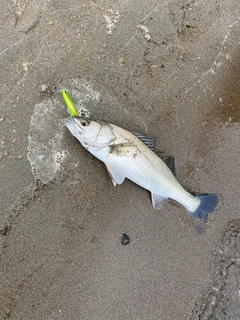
[121,233,130,245]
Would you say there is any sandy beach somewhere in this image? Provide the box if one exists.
[0,1,240,319]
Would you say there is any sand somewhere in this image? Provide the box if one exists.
[0,1,240,319]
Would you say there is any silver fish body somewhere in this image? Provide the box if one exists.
[66,117,218,232]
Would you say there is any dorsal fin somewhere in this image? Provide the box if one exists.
[132,132,156,152]
[132,131,176,176]
[159,156,176,176]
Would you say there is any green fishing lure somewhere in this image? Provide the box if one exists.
[62,89,79,116]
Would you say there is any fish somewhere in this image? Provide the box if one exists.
[65,116,219,233]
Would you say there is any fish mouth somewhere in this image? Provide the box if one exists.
[65,117,83,136]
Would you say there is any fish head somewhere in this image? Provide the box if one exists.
[66,117,116,147]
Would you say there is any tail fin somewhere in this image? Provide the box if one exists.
[190,194,219,233]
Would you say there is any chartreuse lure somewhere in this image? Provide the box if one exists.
[62,89,79,116]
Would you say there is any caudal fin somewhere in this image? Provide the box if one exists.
[190,194,219,233]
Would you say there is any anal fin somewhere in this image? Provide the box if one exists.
[151,193,168,210]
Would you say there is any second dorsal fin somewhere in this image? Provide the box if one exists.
[159,156,176,176]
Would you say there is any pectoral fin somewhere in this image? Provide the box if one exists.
[109,143,137,157]
[151,193,168,210]
[105,163,126,186]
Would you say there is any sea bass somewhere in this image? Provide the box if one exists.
[66,117,219,232]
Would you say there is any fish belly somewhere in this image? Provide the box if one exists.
[88,143,199,212]
[110,151,199,212]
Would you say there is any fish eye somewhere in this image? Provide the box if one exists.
[80,119,90,127]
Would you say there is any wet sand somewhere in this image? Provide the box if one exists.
[1,1,240,319]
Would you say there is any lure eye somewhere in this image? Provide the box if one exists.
[80,119,90,127]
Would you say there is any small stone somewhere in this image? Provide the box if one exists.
[121,233,130,245]
[41,84,48,92]
[118,57,124,65]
